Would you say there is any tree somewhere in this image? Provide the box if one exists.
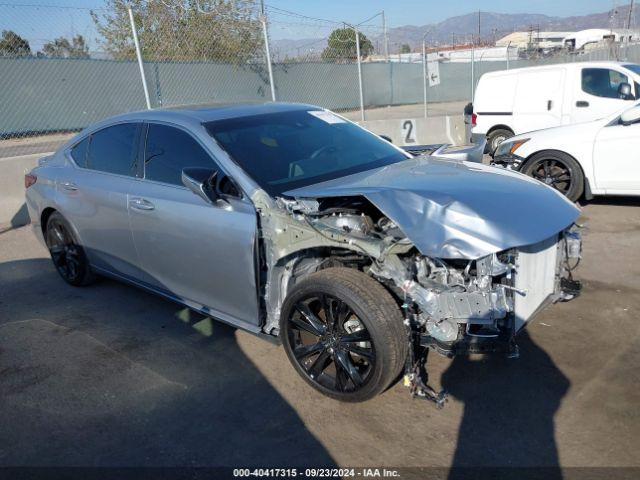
[41,35,89,59]
[400,43,411,54]
[91,0,262,62]
[0,30,31,57]
[321,27,374,62]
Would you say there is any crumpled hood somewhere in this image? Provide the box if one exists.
[284,157,580,259]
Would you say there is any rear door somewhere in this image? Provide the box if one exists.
[128,122,260,328]
[512,67,565,133]
[59,122,144,279]
[571,66,636,124]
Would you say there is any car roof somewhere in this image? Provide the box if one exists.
[483,60,639,78]
[104,102,322,126]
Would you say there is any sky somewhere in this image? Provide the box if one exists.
[0,0,624,47]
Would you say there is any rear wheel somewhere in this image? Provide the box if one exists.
[45,212,96,286]
[280,268,407,402]
[486,128,514,155]
[522,151,584,202]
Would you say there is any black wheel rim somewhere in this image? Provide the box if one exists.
[531,158,573,196]
[286,294,375,394]
[46,219,82,282]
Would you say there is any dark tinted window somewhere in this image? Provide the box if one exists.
[70,136,89,168]
[87,123,138,176]
[204,109,407,196]
[582,68,630,99]
[144,124,215,185]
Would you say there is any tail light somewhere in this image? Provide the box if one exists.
[24,173,37,189]
[471,113,477,127]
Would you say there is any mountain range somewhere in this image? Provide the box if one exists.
[271,3,639,58]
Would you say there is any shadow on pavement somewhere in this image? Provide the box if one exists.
[441,331,570,479]
[0,258,335,468]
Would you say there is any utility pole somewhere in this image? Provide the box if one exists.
[382,10,389,62]
[627,0,635,29]
[478,10,481,46]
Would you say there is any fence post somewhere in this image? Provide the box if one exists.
[470,46,475,102]
[422,38,428,118]
[355,27,365,122]
[260,13,276,102]
[128,6,151,110]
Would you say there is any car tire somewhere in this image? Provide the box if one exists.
[522,151,584,202]
[486,128,514,155]
[45,212,96,287]
[280,267,407,402]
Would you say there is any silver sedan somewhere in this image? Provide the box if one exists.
[25,103,582,405]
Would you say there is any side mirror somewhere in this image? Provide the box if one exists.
[620,105,640,125]
[618,82,633,100]
[181,167,219,204]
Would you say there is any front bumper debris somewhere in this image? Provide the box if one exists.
[492,153,525,170]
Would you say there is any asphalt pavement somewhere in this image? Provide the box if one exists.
[0,198,639,475]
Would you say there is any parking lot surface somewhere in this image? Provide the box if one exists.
[1,198,639,471]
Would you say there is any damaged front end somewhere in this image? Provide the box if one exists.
[252,184,581,406]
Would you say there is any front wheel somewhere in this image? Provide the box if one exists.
[280,268,407,402]
[522,151,584,202]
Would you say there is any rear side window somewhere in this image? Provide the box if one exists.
[87,123,139,176]
[70,137,89,168]
[582,68,630,99]
[144,124,216,186]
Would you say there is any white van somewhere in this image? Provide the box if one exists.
[471,61,640,154]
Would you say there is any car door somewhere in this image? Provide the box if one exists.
[571,67,636,124]
[592,115,640,192]
[128,122,260,328]
[58,122,145,279]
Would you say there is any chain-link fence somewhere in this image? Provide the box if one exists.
[2,1,640,157]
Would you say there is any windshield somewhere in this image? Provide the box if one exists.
[204,109,409,196]
[623,64,640,75]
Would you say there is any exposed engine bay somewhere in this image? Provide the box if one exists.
[251,190,582,406]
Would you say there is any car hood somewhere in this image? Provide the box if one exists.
[509,118,605,144]
[284,157,580,259]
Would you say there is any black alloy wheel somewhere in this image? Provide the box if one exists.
[523,151,584,202]
[287,293,375,394]
[45,212,95,286]
[280,268,407,402]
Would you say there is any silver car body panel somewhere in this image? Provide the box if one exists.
[284,156,580,260]
[26,103,580,346]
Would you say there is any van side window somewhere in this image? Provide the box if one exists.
[70,137,90,168]
[582,68,630,99]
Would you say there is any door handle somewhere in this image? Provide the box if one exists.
[576,101,589,108]
[61,181,78,191]
[129,198,155,211]
[547,100,553,111]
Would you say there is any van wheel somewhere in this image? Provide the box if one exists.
[486,128,513,155]
[522,151,584,202]
[280,268,407,402]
